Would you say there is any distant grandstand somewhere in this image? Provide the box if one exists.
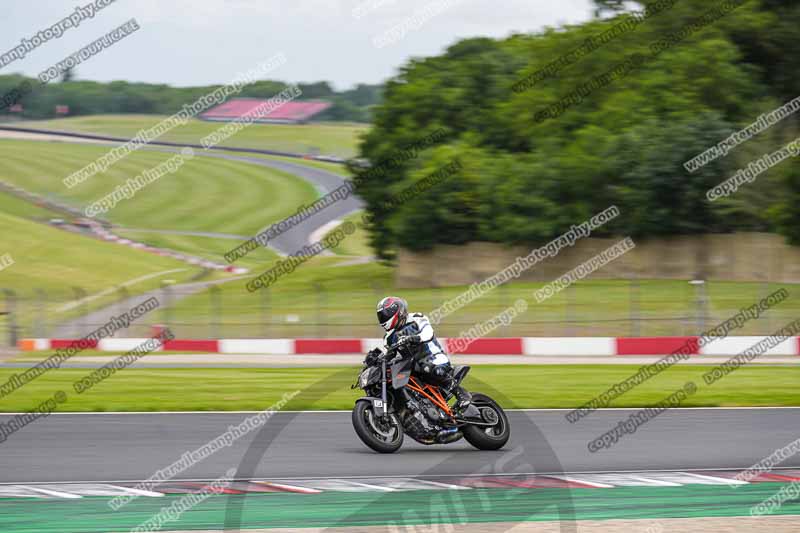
[200,98,332,124]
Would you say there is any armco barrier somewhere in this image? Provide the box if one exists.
[17,337,800,355]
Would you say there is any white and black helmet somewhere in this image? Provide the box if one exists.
[376,296,408,333]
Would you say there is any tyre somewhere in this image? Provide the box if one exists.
[462,393,510,450]
[352,400,404,453]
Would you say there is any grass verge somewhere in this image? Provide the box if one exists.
[0,139,320,236]
[0,364,797,412]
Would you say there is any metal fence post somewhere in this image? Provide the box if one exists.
[681,280,690,336]
[690,279,707,335]
[261,286,270,338]
[499,282,510,337]
[34,288,47,338]
[72,287,87,337]
[564,284,575,336]
[209,285,221,339]
[314,282,325,338]
[630,278,640,337]
[116,286,129,335]
[2,289,18,347]
[760,280,772,334]
[161,282,173,333]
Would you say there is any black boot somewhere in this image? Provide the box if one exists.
[452,385,472,411]
[427,362,471,411]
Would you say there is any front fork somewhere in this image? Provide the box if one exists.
[374,357,389,418]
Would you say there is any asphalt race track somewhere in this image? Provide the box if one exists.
[1,408,798,484]
[197,150,363,255]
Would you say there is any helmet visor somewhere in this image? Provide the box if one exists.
[377,308,398,331]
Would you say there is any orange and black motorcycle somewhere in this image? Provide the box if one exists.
[351,341,510,453]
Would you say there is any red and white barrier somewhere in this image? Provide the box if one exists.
[218,339,294,355]
[698,335,799,356]
[522,337,616,356]
[18,336,800,355]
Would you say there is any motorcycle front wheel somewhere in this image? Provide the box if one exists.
[352,400,404,453]
[462,393,510,450]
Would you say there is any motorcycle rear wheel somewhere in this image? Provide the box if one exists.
[352,400,404,453]
[462,393,510,450]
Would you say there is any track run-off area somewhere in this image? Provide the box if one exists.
[1,408,799,531]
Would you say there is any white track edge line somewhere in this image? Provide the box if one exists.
[3,466,798,486]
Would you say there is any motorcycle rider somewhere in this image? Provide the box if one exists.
[370,296,471,411]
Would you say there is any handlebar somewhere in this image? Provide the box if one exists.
[378,351,402,363]
[386,341,404,353]
[371,342,405,364]
[365,338,413,367]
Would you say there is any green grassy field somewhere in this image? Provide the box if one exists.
[0,190,62,221]
[17,115,366,158]
[0,134,352,265]
[0,209,201,295]
[0,364,797,412]
[0,138,327,335]
[0,139,320,236]
[112,230,280,271]
[0,137,363,340]
[0,201,206,339]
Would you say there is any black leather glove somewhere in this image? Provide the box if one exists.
[405,334,421,344]
[397,334,420,347]
[364,348,382,365]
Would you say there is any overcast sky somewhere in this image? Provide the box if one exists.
[1,0,594,90]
